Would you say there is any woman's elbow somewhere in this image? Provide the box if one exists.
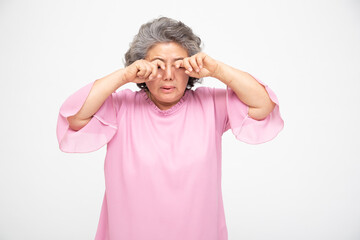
[67,115,92,131]
[248,101,276,120]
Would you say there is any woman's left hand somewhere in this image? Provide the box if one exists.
[179,52,219,78]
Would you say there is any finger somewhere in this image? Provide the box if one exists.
[148,62,159,80]
[143,64,153,80]
[182,57,192,73]
[150,59,165,71]
[155,59,166,71]
[136,62,147,78]
[146,59,164,80]
[154,60,165,79]
[189,56,200,73]
[175,59,183,69]
[137,61,152,79]
[196,53,204,69]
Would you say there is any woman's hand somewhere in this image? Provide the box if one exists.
[179,52,220,79]
[123,59,165,83]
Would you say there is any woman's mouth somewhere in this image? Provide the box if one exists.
[161,86,175,93]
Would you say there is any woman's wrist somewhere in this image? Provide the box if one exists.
[212,61,230,85]
[116,68,130,87]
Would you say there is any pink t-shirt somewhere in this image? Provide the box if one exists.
[56,75,284,240]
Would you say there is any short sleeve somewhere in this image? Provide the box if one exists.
[219,75,284,144]
[56,80,125,153]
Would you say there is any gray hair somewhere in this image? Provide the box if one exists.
[124,16,203,91]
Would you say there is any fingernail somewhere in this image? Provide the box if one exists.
[188,68,192,71]
[149,76,153,80]
[196,68,199,72]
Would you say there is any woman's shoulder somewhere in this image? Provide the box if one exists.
[192,86,226,97]
[113,88,144,98]
[111,88,145,110]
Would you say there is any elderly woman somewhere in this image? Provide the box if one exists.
[57,17,283,240]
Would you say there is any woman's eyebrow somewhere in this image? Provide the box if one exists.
[150,57,184,62]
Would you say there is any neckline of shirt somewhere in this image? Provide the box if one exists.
[140,89,190,116]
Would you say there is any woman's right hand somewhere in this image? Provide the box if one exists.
[123,59,165,84]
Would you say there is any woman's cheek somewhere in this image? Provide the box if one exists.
[176,68,188,78]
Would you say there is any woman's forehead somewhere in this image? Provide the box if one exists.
[146,42,188,59]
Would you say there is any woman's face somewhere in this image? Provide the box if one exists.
[145,42,189,110]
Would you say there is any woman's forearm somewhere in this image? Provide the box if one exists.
[67,68,128,130]
[213,61,276,120]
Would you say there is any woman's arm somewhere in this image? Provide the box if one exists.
[67,69,128,131]
[181,52,276,121]
[67,59,165,131]
[212,61,276,121]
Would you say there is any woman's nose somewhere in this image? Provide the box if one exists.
[163,65,175,80]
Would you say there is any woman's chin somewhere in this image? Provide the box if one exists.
[156,89,178,100]
[158,96,178,105]
[153,94,181,108]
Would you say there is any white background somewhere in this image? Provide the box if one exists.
[0,0,359,239]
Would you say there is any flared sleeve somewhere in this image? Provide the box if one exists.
[56,81,122,153]
[223,75,284,144]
